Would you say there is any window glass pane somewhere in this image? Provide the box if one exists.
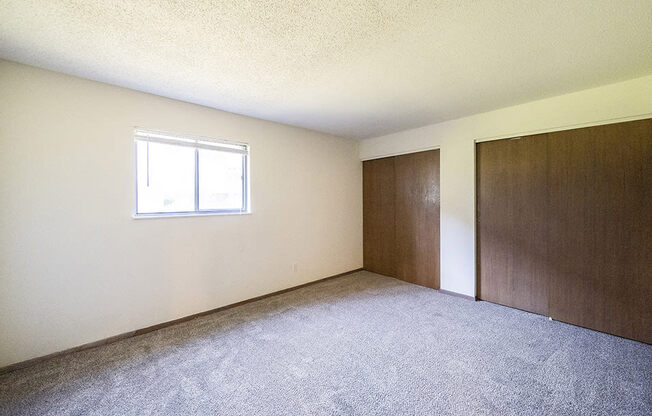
[136,140,195,213]
[198,149,244,211]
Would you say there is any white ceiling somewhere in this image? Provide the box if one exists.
[2,1,652,139]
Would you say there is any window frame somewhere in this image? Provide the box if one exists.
[133,128,250,218]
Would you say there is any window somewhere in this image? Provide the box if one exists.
[134,129,249,217]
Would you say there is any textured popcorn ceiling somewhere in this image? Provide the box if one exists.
[2,1,652,139]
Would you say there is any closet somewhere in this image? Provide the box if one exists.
[363,150,440,289]
[477,118,652,343]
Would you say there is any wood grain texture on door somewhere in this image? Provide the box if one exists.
[546,119,652,343]
[476,118,652,344]
[476,134,549,315]
[363,157,396,276]
[395,150,440,289]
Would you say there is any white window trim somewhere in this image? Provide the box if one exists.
[133,128,251,218]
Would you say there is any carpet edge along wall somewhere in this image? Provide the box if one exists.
[0,269,363,375]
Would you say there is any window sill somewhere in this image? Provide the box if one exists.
[132,211,251,219]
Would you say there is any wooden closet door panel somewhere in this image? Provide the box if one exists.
[394,150,440,289]
[363,157,396,276]
[547,119,652,343]
[476,134,549,315]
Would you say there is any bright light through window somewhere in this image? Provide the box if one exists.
[198,148,244,210]
[135,129,249,216]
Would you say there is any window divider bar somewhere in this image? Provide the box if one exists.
[194,148,200,212]
[242,154,247,212]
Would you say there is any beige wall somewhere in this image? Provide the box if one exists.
[360,74,652,297]
[0,60,363,367]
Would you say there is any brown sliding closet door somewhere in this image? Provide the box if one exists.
[476,118,652,344]
[476,135,549,315]
[547,119,652,343]
[395,150,440,289]
[362,150,440,289]
[363,157,396,276]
